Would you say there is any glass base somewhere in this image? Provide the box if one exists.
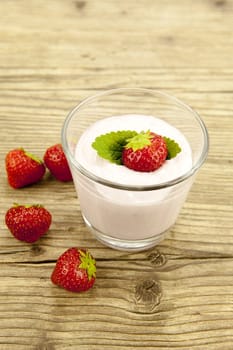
[83,216,168,251]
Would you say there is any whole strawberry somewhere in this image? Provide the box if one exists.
[122,131,168,172]
[44,144,72,182]
[5,204,52,243]
[51,247,96,292]
[5,148,46,189]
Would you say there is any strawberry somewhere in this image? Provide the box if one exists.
[5,204,52,243]
[44,144,72,182]
[122,131,168,172]
[5,148,46,189]
[51,247,96,292]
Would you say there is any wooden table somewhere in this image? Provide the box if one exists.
[0,1,232,349]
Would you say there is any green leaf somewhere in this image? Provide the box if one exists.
[163,136,182,159]
[92,130,138,165]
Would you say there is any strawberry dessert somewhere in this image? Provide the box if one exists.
[73,114,193,249]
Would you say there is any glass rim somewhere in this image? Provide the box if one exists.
[61,88,209,191]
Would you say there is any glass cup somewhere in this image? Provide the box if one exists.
[62,88,209,251]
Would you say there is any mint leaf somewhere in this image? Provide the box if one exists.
[163,136,182,159]
[92,130,138,165]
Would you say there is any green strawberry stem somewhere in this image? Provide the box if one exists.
[79,250,96,280]
[124,130,153,151]
[24,150,43,164]
[13,203,43,208]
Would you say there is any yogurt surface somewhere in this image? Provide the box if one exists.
[75,114,192,186]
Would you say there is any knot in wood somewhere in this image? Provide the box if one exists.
[214,0,226,7]
[75,1,86,10]
[147,249,166,267]
[134,279,161,313]
[31,245,44,256]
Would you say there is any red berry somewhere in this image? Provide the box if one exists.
[44,144,72,182]
[5,204,52,243]
[122,131,168,172]
[5,148,45,189]
[51,247,96,292]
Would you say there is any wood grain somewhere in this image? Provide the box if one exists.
[0,0,233,349]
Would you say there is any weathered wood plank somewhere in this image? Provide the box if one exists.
[1,259,233,349]
[0,0,233,349]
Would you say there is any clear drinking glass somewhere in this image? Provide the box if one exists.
[62,88,209,251]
